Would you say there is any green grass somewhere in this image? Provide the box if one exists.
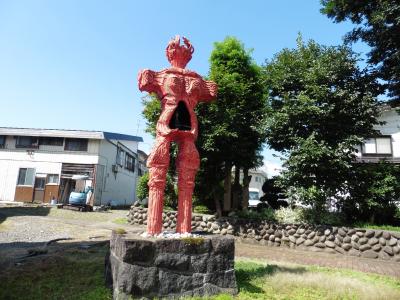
[1,245,400,300]
[112,217,128,225]
[0,244,112,300]
[353,223,400,232]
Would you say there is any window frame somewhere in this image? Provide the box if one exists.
[64,138,88,152]
[15,136,39,149]
[39,137,64,146]
[361,136,393,156]
[17,168,35,186]
[0,135,5,149]
[46,174,60,185]
[125,153,135,172]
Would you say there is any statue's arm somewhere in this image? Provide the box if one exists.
[138,69,162,96]
[199,80,218,102]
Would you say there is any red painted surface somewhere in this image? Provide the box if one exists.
[138,36,217,234]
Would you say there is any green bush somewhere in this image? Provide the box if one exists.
[235,208,276,222]
[275,207,303,224]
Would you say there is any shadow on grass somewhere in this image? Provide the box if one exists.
[0,206,51,224]
[236,262,307,293]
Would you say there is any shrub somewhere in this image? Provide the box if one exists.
[275,207,303,224]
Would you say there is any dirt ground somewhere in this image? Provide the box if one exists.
[1,204,399,279]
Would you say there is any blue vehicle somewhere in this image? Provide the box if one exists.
[68,175,93,206]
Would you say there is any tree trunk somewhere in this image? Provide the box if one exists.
[213,193,222,218]
[223,160,232,212]
[232,166,241,210]
[241,168,251,210]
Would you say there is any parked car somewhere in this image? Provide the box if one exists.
[248,188,261,207]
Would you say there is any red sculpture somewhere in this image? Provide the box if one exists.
[138,36,217,235]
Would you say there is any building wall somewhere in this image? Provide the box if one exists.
[0,137,100,202]
[237,169,268,196]
[97,139,138,206]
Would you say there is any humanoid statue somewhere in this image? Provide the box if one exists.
[138,36,217,235]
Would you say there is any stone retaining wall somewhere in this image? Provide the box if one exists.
[128,205,400,261]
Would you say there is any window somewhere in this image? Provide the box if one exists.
[15,136,39,148]
[125,153,135,172]
[47,174,59,184]
[362,137,392,155]
[64,138,88,151]
[116,147,125,166]
[0,136,5,149]
[39,137,64,146]
[17,168,35,185]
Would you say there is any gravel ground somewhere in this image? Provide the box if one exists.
[0,206,133,264]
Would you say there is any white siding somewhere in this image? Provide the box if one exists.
[97,139,139,206]
[376,110,400,158]
[0,160,61,201]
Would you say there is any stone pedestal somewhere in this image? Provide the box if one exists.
[105,231,238,299]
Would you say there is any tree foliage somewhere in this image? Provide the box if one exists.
[196,36,266,211]
[263,37,380,213]
[321,0,400,100]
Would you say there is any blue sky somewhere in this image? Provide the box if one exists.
[0,0,369,176]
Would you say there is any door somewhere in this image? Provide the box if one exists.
[33,177,46,202]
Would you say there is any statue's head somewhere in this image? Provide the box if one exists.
[166,35,194,69]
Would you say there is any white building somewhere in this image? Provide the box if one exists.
[356,102,400,163]
[0,127,143,206]
[236,168,268,196]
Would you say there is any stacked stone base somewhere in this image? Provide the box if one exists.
[106,231,238,299]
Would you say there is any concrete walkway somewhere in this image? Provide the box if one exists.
[235,240,400,278]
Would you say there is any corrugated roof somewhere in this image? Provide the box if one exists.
[0,127,143,142]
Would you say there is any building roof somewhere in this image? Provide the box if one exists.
[0,127,143,142]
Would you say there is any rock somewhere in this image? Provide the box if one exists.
[307,232,316,239]
[315,243,326,248]
[393,246,400,255]
[383,246,394,256]
[368,238,379,246]
[382,231,391,240]
[338,228,347,237]
[356,231,365,237]
[358,237,368,245]
[297,228,305,234]
[389,238,397,247]
[359,244,371,252]
[334,238,342,246]
[391,232,400,239]
[349,249,361,257]
[336,235,343,243]
[325,241,335,248]
[327,235,335,241]
[361,250,378,259]
[351,242,360,250]
[304,240,315,246]
[275,231,283,238]
[365,230,375,238]
[319,236,326,243]
[275,237,281,243]
[347,229,356,235]
[200,222,207,228]
[341,243,352,251]
[296,237,305,245]
[289,236,296,243]
[324,229,331,236]
[343,236,351,244]
[221,229,228,235]
[372,244,382,252]
[269,235,275,241]
[374,231,383,238]
[379,251,391,260]
[351,235,359,242]
[335,246,345,254]
[288,229,296,235]
[379,237,387,246]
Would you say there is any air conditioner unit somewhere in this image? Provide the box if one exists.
[112,164,119,173]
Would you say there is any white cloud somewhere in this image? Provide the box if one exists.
[261,160,283,178]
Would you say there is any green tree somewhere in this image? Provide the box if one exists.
[263,37,380,216]
[197,36,266,213]
[346,162,400,224]
[321,0,400,100]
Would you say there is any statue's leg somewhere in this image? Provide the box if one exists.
[146,136,170,235]
[176,139,200,233]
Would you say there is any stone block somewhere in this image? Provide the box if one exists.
[361,250,378,259]
[106,232,237,298]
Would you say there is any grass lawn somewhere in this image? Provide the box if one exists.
[354,223,400,232]
[1,244,400,300]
